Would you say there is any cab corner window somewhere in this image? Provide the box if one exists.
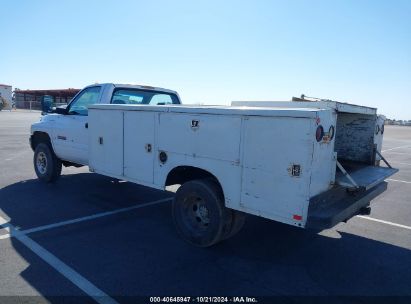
[68,86,101,115]
[149,94,173,105]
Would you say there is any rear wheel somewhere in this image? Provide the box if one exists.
[33,143,62,183]
[172,179,233,247]
[222,209,246,240]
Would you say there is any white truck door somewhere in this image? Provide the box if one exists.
[123,111,155,184]
[53,86,102,165]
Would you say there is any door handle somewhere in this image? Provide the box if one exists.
[85,123,88,129]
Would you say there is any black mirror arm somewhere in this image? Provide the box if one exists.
[54,107,68,115]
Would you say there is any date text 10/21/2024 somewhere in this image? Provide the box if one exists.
[149,297,258,303]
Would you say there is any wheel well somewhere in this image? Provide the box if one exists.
[31,132,51,151]
[165,166,223,193]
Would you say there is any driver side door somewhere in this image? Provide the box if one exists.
[52,86,102,165]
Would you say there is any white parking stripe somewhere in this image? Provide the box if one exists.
[383,151,410,155]
[390,161,411,166]
[358,216,411,231]
[387,178,411,184]
[0,233,10,240]
[0,226,10,239]
[0,215,118,304]
[382,145,411,152]
[0,197,172,240]
[22,197,172,235]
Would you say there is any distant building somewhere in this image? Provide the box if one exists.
[14,88,80,110]
[0,84,13,110]
[384,119,411,126]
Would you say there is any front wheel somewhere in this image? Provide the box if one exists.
[33,143,62,183]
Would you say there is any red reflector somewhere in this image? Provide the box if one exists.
[293,215,302,221]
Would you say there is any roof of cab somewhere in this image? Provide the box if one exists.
[83,83,178,95]
[114,83,178,95]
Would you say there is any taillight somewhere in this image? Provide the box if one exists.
[316,125,324,142]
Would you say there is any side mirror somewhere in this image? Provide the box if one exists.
[41,95,54,115]
[54,106,68,115]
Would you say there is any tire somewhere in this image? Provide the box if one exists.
[222,209,246,240]
[203,178,246,241]
[33,143,62,183]
[172,179,232,247]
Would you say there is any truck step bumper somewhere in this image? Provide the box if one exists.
[305,182,388,230]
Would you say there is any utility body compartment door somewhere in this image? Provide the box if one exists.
[157,113,241,163]
[123,111,155,184]
[89,109,156,184]
[240,116,313,225]
[89,110,123,176]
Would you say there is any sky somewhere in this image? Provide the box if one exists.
[1,0,410,119]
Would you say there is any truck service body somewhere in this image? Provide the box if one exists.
[30,83,398,246]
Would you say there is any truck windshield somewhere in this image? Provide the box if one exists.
[111,89,179,105]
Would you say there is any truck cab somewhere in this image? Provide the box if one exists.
[30,83,181,181]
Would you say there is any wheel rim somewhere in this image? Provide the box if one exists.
[36,151,47,174]
[182,195,210,233]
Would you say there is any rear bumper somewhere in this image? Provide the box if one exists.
[305,182,387,230]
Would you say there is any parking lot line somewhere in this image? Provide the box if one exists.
[382,145,411,152]
[0,233,10,240]
[0,197,172,240]
[0,226,11,240]
[358,216,411,231]
[0,215,118,304]
[390,161,411,166]
[383,151,410,155]
[387,178,411,184]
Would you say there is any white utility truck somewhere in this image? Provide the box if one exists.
[30,85,398,247]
